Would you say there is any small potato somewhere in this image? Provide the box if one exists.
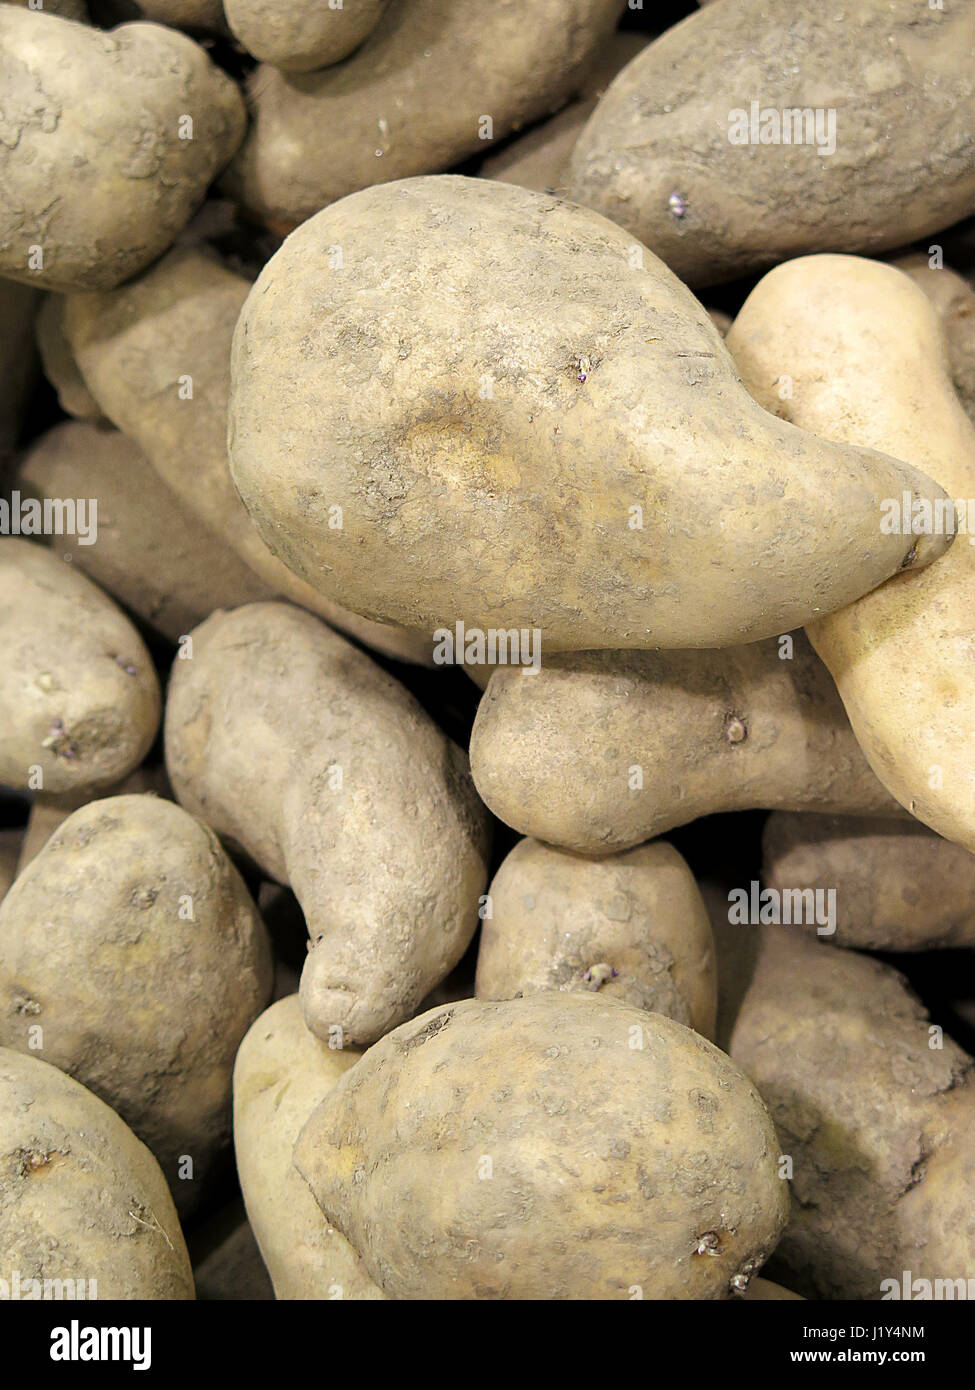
[295,994,789,1299]
[0,539,160,795]
[225,0,388,72]
[0,10,245,291]
[0,795,272,1209]
[234,995,385,1300]
[165,602,491,1046]
[0,1047,194,1299]
[470,634,903,856]
[762,812,975,951]
[475,838,717,1039]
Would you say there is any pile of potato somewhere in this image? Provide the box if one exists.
[2,0,975,1304]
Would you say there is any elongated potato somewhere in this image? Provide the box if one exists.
[569,0,975,286]
[0,795,272,1209]
[0,1047,194,1299]
[476,838,717,1039]
[728,255,975,853]
[234,995,385,1300]
[64,249,432,665]
[229,176,951,652]
[165,602,490,1046]
[0,539,160,795]
[470,633,903,856]
[894,255,975,428]
[224,0,626,227]
[721,926,975,1301]
[18,422,272,643]
[295,994,789,1300]
[225,0,388,72]
[0,9,244,291]
[762,812,975,952]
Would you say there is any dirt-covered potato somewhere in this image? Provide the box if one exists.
[0,794,272,1207]
[64,248,433,664]
[229,176,950,652]
[15,761,169,876]
[0,9,245,291]
[0,1047,194,1299]
[0,539,160,794]
[224,0,626,227]
[720,926,975,1301]
[234,995,385,1300]
[762,813,975,952]
[34,296,103,421]
[476,838,717,1038]
[18,422,272,643]
[569,1,975,287]
[165,602,491,1046]
[225,0,388,72]
[470,634,903,856]
[729,256,975,854]
[894,254,975,428]
[295,993,789,1299]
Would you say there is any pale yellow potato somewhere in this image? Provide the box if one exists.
[0,1047,194,1299]
[0,539,160,795]
[475,838,717,1039]
[894,254,975,428]
[229,176,951,652]
[225,0,388,72]
[295,993,789,1299]
[470,633,903,856]
[728,255,975,853]
[234,995,385,1300]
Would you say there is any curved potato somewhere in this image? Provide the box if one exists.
[0,1047,194,1299]
[0,539,160,795]
[225,0,388,72]
[476,838,717,1039]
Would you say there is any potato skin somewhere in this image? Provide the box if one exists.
[470,634,903,856]
[894,255,975,429]
[0,10,245,291]
[0,1048,194,1299]
[569,0,975,287]
[225,0,388,72]
[0,795,272,1209]
[229,176,949,651]
[234,995,385,1300]
[0,539,160,795]
[476,838,717,1039]
[165,602,490,1046]
[762,812,975,951]
[295,994,788,1300]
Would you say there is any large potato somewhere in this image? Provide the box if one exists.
[728,256,975,854]
[234,995,385,1299]
[229,176,951,652]
[0,1048,194,1298]
[569,1,975,286]
[0,795,272,1209]
[0,540,160,795]
[165,602,491,1046]
[295,994,789,1299]
[224,0,626,227]
[225,0,389,72]
[470,633,903,855]
[0,9,244,291]
[475,838,717,1039]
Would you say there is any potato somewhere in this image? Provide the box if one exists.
[470,633,903,856]
[225,0,388,73]
[0,827,21,901]
[18,422,273,643]
[234,995,385,1300]
[475,838,717,1039]
[0,795,272,1210]
[762,812,975,952]
[569,1,975,287]
[34,296,103,421]
[894,254,975,429]
[0,1047,194,1299]
[0,280,38,466]
[64,248,433,665]
[223,0,626,228]
[720,926,975,1300]
[295,993,789,1299]
[728,255,975,853]
[16,760,170,873]
[0,539,160,795]
[229,176,951,652]
[0,10,245,292]
[165,602,491,1046]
